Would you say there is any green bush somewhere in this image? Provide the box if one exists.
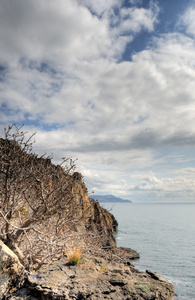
[136,284,150,293]
[136,284,157,293]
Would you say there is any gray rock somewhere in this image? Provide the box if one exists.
[146,270,169,282]
[0,240,24,298]
[14,255,175,300]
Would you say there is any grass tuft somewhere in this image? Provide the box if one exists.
[66,247,82,265]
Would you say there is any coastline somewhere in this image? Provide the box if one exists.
[1,240,175,300]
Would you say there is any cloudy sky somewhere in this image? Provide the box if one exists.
[1,0,195,202]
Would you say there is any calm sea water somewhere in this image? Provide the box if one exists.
[102,203,195,300]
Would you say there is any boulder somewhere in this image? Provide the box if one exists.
[0,240,24,298]
[146,270,169,282]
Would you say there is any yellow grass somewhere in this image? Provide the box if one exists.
[66,247,82,265]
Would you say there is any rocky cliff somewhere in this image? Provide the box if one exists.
[0,135,119,268]
[70,172,118,248]
[0,243,175,300]
[0,134,175,299]
[0,173,175,300]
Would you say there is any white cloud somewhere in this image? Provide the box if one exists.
[179,6,195,37]
[30,32,195,151]
[134,174,195,197]
[0,0,160,123]
[0,0,159,67]
[84,168,195,201]
[76,0,119,16]
[0,0,112,66]
[128,0,143,5]
[117,4,159,34]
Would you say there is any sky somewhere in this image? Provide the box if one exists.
[1,0,195,202]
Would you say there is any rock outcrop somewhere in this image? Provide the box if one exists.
[6,254,175,300]
[71,173,118,248]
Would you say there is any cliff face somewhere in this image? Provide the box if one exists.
[71,173,118,248]
[0,135,118,260]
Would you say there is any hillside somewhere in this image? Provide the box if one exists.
[92,194,132,203]
[0,125,175,299]
[0,126,118,269]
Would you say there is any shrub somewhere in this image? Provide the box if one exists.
[136,284,157,293]
[136,284,150,293]
[66,247,82,265]
[0,124,87,270]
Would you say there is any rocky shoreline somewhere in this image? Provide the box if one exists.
[0,176,175,300]
[1,241,175,300]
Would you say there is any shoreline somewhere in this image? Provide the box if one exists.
[1,241,175,300]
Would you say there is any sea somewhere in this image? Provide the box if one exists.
[101,203,195,300]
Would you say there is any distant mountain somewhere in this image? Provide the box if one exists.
[92,194,132,203]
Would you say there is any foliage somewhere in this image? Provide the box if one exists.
[0,124,93,270]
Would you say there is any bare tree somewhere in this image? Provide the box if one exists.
[0,125,97,269]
